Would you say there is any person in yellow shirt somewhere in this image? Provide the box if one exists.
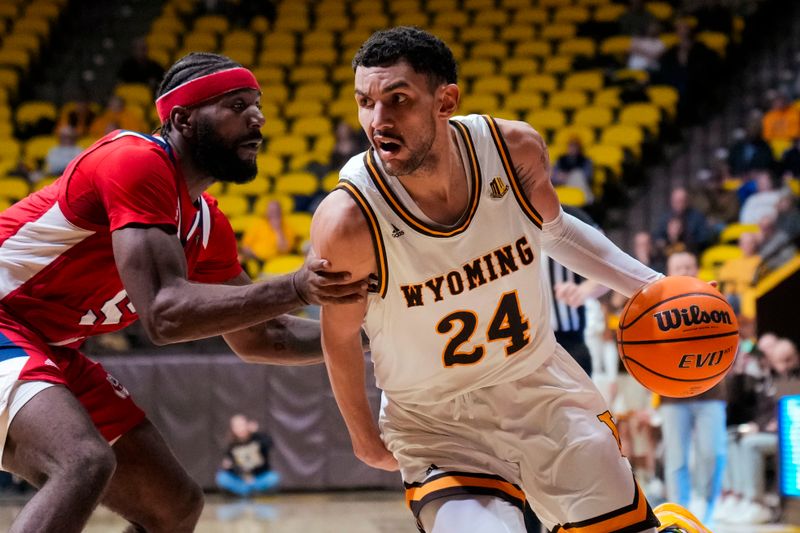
[717,231,762,310]
[89,95,148,136]
[239,200,296,276]
[761,90,800,142]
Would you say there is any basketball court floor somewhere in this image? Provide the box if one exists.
[0,490,796,532]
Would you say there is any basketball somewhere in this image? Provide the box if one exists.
[617,276,739,398]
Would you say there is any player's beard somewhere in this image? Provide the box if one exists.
[377,121,436,177]
[190,117,259,184]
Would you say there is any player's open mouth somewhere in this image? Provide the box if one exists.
[239,139,262,151]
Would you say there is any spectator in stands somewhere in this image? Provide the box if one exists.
[727,116,775,179]
[89,95,148,137]
[660,251,728,523]
[757,213,798,276]
[776,189,800,240]
[628,20,666,74]
[44,125,82,176]
[552,137,594,204]
[330,120,369,171]
[761,89,800,143]
[779,137,800,179]
[216,414,280,497]
[693,170,741,233]
[56,98,97,138]
[632,230,665,273]
[716,338,799,524]
[740,170,784,224]
[239,200,296,277]
[654,187,713,253]
[717,232,761,311]
[117,37,165,93]
[618,0,657,36]
[659,19,721,124]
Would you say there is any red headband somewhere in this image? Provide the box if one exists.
[155,67,260,123]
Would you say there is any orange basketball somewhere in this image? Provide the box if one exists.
[617,276,739,398]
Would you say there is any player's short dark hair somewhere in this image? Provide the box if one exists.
[156,52,241,133]
[352,27,457,88]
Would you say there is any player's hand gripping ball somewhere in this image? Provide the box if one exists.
[617,276,738,398]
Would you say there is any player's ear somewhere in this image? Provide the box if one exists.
[438,83,459,117]
[170,106,193,138]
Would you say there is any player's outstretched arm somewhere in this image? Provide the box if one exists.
[311,190,398,472]
[112,225,367,346]
[496,118,662,298]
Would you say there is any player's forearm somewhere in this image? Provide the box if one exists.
[541,210,662,298]
[147,274,305,344]
[322,330,382,446]
[224,315,323,365]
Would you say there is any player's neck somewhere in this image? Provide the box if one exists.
[396,130,468,226]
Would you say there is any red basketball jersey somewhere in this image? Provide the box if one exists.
[0,130,243,347]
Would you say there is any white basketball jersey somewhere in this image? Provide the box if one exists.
[338,114,557,404]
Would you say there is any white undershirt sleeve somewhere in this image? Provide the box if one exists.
[540,209,663,298]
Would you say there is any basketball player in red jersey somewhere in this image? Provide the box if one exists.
[0,52,365,532]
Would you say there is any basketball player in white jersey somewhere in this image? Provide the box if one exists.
[311,27,711,533]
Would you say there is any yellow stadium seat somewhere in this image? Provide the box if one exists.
[548,90,588,111]
[394,11,428,26]
[514,8,548,25]
[433,10,468,28]
[300,48,337,66]
[262,32,295,50]
[646,1,674,21]
[619,103,661,135]
[0,68,19,95]
[464,0,495,10]
[701,245,743,269]
[543,55,574,75]
[322,170,340,192]
[501,0,533,7]
[502,57,538,77]
[147,33,178,53]
[268,135,308,157]
[292,116,333,138]
[289,65,327,84]
[770,139,792,159]
[294,83,334,103]
[206,181,224,197]
[586,144,624,175]
[388,0,420,14]
[273,171,319,196]
[14,17,50,39]
[0,198,11,212]
[541,23,577,41]
[25,2,60,21]
[4,34,40,56]
[256,152,283,179]
[0,177,29,200]
[302,31,335,50]
[554,6,590,24]
[594,4,626,22]
[472,75,512,96]
[253,194,294,216]
[331,64,355,84]
[558,37,597,57]
[222,47,254,66]
[719,223,759,244]
[553,126,595,148]
[518,73,558,94]
[151,16,185,34]
[555,185,587,207]
[315,14,348,31]
[563,71,605,92]
[226,176,270,197]
[16,101,56,126]
[600,35,632,56]
[223,30,256,50]
[573,106,613,129]
[698,31,729,57]
[526,108,566,133]
[214,195,249,217]
[32,175,55,191]
[594,87,622,108]
[354,13,390,31]
[183,31,218,52]
[261,84,289,104]
[274,14,309,32]
[114,83,151,109]
[262,254,305,277]
[459,94,500,115]
[460,26,495,44]
[352,0,383,14]
[460,59,496,79]
[252,66,284,86]
[514,41,551,60]
[503,92,544,113]
[0,48,29,71]
[500,24,536,44]
[646,85,679,117]
[0,138,21,161]
[285,212,313,241]
[540,0,572,7]
[427,0,459,13]
[601,124,644,158]
[258,48,296,67]
[0,4,17,19]
[473,9,508,27]
[471,42,508,61]
[261,118,286,139]
[660,33,679,49]
[24,134,56,165]
[228,213,258,235]
[328,98,358,121]
[284,100,324,120]
[194,15,229,34]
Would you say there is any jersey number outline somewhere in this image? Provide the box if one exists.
[436,291,531,367]
[79,290,136,326]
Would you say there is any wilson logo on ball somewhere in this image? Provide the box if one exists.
[653,305,733,332]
